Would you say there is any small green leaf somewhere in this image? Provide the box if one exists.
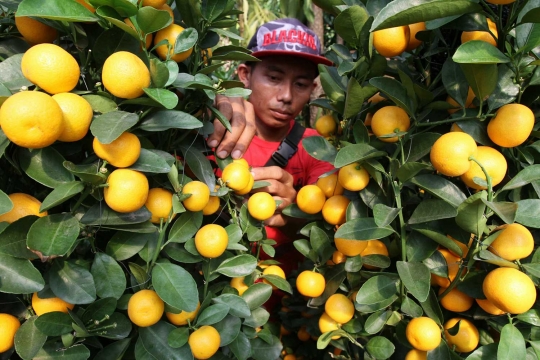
[174,27,198,54]
[129,148,171,174]
[168,327,189,348]
[34,312,73,336]
[143,88,178,109]
[411,174,467,208]
[14,316,47,360]
[91,253,126,300]
[396,261,431,302]
[0,253,44,294]
[16,0,98,22]
[195,303,229,326]
[152,263,199,312]
[215,254,257,277]
[498,323,526,360]
[136,6,172,34]
[90,111,139,144]
[334,143,386,168]
[27,214,80,256]
[139,110,202,131]
[453,41,510,64]
[242,283,273,310]
[302,136,338,164]
[369,77,415,116]
[40,181,85,212]
[49,259,96,304]
[19,148,75,188]
[335,218,395,240]
[365,335,395,359]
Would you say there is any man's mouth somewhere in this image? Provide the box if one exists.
[270,109,292,119]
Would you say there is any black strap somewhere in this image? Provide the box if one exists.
[265,122,306,168]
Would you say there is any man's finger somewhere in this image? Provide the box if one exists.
[214,98,248,158]
[207,95,233,149]
[251,167,294,186]
[228,100,256,159]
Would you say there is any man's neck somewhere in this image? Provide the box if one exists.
[255,119,291,142]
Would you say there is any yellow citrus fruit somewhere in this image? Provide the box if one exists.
[145,188,175,224]
[104,169,149,213]
[194,224,228,258]
[52,93,93,142]
[75,0,96,12]
[373,25,410,57]
[296,270,325,298]
[0,193,47,224]
[166,302,200,326]
[154,24,194,62]
[319,312,340,340]
[483,267,536,314]
[450,123,464,132]
[337,163,370,191]
[369,92,386,104]
[158,3,174,19]
[331,250,346,264]
[461,18,498,47]
[447,87,476,114]
[221,162,252,191]
[335,238,369,257]
[32,292,74,316]
[230,277,249,296]
[321,195,350,225]
[446,234,472,258]
[283,355,296,360]
[438,287,474,312]
[406,317,441,351]
[460,146,507,189]
[21,43,80,94]
[15,16,58,45]
[234,173,254,195]
[316,173,344,198]
[431,248,462,288]
[188,325,221,360]
[296,185,326,214]
[430,132,477,177]
[124,18,152,49]
[325,293,354,324]
[0,314,20,353]
[102,51,151,99]
[297,326,310,341]
[406,22,426,52]
[443,318,479,353]
[0,91,64,148]
[486,0,515,3]
[141,0,167,8]
[93,132,141,168]
[182,181,210,212]
[475,298,505,315]
[247,192,276,221]
[405,349,427,360]
[127,289,164,327]
[371,106,410,143]
[487,103,535,148]
[232,158,250,168]
[488,223,534,261]
[262,265,286,289]
[361,240,389,270]
[315,114,337,137]
[202,195,220,215]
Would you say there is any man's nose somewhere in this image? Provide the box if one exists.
[277,82,293,103]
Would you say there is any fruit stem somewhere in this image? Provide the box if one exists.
[149,220,169,271]
[416,115,485,127]
[393,180,407,301]
[468,156,494,202]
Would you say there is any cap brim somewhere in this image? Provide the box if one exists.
[250,50,333,66]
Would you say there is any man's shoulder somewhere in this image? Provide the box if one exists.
[301,127,320,138]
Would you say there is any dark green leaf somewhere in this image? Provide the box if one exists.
[396,261,431,302]
[214,314,241,346]
[0,217,39,260]
[242,283,272,310]
[40,182,85,212]
[442,58,469,107]
[17,0,98,22]
[139,321,192,359]
[139,110,202,131]
[35,312,72,336]
[49,259,96,304]
[334,143,386,168]
[91,253,126,300]
[369,77,415,115]
[213,293,251,318]
[515,199,540,228]
[179,145,216,189]
[408,199,458,224]
[460,64,498,105]
[83,95,118,114]
[365,335,395,359]
[406,133,440,162]
[27,214,80,256]
[250,335,283,360]
[229,331,251,360]
[14,316,47,360]
[34,342,90,359]
[365,310,392,335]
[335,218,395,240]
[411,174,466,208]
[19,148,74,188]
[195,303,229,326]
[419,288,443,325]
[498,323,526,360]
[334,5,369,46]
[136,6,172,34]
[106,231,155,261]
[302,136,338,164]
[356,275,399,306]
[143,88,178,110]
[215,254,257,277]
[466,344,498,360]
[94,339,131,360]
[129,148,171,173]
[90,111,138,144]
[152,263,199,312]
[481,200,517,224]
[168,327,189,348]
[168,211,203,243]
[453,41,509,64]
[502,165,540,191]
[80,203,152,225]
[0,253,44,294]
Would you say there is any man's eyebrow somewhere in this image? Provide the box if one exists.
[265,65,315,80]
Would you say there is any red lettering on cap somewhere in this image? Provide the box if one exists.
[277,30,287,43]
[307,35,316,50]
[263,33,272,46]
[272,30,278,43]
[288,30,297,43]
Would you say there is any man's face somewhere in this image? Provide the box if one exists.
[238,56,317,129]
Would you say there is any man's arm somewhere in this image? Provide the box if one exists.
[207,95,256,159]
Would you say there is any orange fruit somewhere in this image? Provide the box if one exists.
[446,234,473,258]
[141,0,167,8]
[0,314,20,353]
[202,195,220,215]
[334,238,368,257]
[321,195,350,225]
[21,43,80,94]
[438,287,474,312]
[371,106,410,143]
[488,223,534,261]
[158,3,174,19]
[93,132,141,168]
[154,24,194,63]
[15,16,58,45]
[406,22,426,52]
[318,312,340,339]
[166,302,200,326]
[262,265,286,289]
[128,289,164,327]
[443,318,479,353]
[316,172,344,198]
[360,240,389,270]
[188,325,221,360]
[194,224,228,258]
[447,87,476,114]
[483,267,536,314]
[431,248,462,288]
[234,172,254,195]
[104,169,149,213]
[102,51,151,99]
[475,298,505,315]
[32,292,74,316]
[221,162,252,191]
[124,18,152,49]
[230,277,249,295]
[331,250,346,265]
[315,114,337,137]
[487,103,535,147]
[297,326,310,341]
[145,188,175,224]
[0,193,47,224]
[430,132,477,177]
[406,317,441,351]
[182,181,210,212]
[325,293,354,324]
[296,185,326,214]
[405,349,427,360]
[0,91,64,149]
[460,146,507,189]
[337,163,370,191]
[75,0,96,12]
[52,93,93,142]
[373,26,410,57]
[247,192,276,221]
[461,18,498,47]
[296,270,325,298]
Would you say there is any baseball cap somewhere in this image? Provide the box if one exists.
[247,18,333,66]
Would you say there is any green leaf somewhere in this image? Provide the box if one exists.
[515,199,540,228]
[40,181,85,212]
[195,303,229,326]
[0,53,32,92]
[136,6,172,34]
[215,254,257,277]
[481,200,517,224]
[152,262,199,312]
[211,50,259,61]
[83,94,117,114]
[168,211,203,243]
[411,174,466,208]
[334,143,386,168]
[476,250,519,269]
[91,253,126,300]
[92,0,138,17]
[406,133,440,162]
[250,335,283,360]
[143,88,178,109]
[0,253,44,294]
[81,297,117,325]
[411,225,463,257]
[27,214,80,256]
[214,314,242,346]
[80,203,152,225]
[129,148,171,173]
[365,310,392,335]
[203,0,227,21]
[242,283,273,310]
[365,336,395,359]
[63,161,106,186]
[229,331,251,360]
[396,261,431,302]
[369,77,415,116]
[356,275,399,307]
[401,296,423,317]
[408,199,458,224]
[106,230,154,261]
[94,339,131,360]
[261,274,293,294]
[19,148,75,188]
[49,259,96,304]
[0,217,39,260]
[0,129,10,159]
[516,309,540,326]
[17,0,98,22]
[14,316,47,360]
[179,145,216,189]
[139,110,202,131]
[213,293,251,318]
[373,204,400,228]
[453,41,509,64]
[498,323,526,360]
[168,327,189,348]
[466,344,498,360]
[370,0,482,31]
[34,312,73,336]
[488,64,520,111]
[34,342,90,359]
[243,307,270,328]
[335,218,395,240]
[139,321,193,359]
[334,5,369,47]
[460,64,498,105]
[396,162,431,183]
[442,58,469,107]
[502,164,540,191]
[174,27,198,54]
[90,111,139,144]
[302,136,338,164]
[419,288,443,325]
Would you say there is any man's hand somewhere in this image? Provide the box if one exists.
[207,95,256,159]
[250,166,296,227]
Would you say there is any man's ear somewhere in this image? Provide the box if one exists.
[237,64,251,88]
